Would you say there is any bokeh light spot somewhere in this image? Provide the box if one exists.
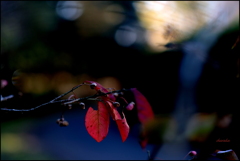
[56,1,83,21]
[114,26,137,47]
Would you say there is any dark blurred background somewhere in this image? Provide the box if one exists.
[1,1,239,160]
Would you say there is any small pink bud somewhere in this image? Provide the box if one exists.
[79,102,85,109]
[90,83,97,89]
[126,102,135,111]
[189,151,197,156]
[183,150,197,159]
[68,104,72,109]
[113,93,119,97]
[1,79,8,89]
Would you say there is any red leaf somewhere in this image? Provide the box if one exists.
[84,80,116,101]
[131,88,154,123]
[85,101,110,142]
[105,101,122,120]
[115,113,130,142]
[105,101,130,142]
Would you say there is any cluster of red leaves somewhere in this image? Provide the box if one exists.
[83,81,154,146]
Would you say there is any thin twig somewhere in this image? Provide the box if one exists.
[50,83,84,103]
[0,87,132,112]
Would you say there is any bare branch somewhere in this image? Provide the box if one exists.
[49,83,84,103]
[0,87,132,112]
